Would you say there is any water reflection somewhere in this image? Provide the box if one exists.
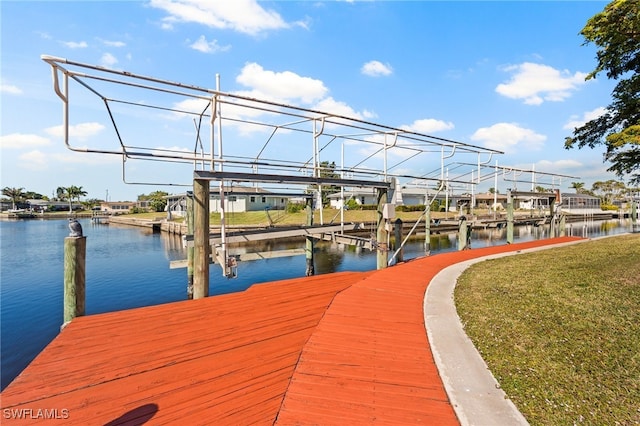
[158,218,635,278]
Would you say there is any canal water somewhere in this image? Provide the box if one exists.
[0,217,634,390]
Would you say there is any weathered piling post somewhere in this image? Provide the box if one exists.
[425,208,431,255]
[559,213,566,237]
[506,190,514,244]
[376,188,389,270]
[193,179,210,299]
[186,191,194,299]
[305,197,315,276]
[63,220,86,326]
[394,218,404,263]
[458,216,471,250]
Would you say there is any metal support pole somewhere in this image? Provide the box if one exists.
[305,197,315,276]
[376,187,388,270]
[63,236,86,326]
[193,178,210,299]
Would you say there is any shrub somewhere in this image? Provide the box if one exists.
[345,199,360,210]
[286,202,304,213]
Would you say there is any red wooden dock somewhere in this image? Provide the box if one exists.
[0,237,581,425]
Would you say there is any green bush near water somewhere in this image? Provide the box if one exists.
[455,234,640,425]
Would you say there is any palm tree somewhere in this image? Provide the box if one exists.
[570,182,585,194]
[70,186,88,208]
[56,186,88,212]
[2,187,25,210]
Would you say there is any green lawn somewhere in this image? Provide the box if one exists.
[172,208,450,227]
[455,234,640,425]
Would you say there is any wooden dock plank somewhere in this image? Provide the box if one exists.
[0,237,582,425]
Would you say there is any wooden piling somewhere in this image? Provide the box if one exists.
[305,198,315,276]
[193,179,210,299]
[458,218,469,251]
[425,208,431,254]
[63,236,86,325]
[506,190,514,244]
[394,218,403,263]
[186,191,194,300]
[376,188,388,270]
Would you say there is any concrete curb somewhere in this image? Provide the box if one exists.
[424,239,587,426]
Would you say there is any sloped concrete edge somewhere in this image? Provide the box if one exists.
[424,240,586,426]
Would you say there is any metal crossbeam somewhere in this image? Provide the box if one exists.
[194,170,391,189]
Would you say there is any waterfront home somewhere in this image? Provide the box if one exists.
[559,193,602,214]
[165,186,296,217]
[99,201,137,215]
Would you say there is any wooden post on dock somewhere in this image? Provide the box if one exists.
[506,190,514,244]
[549,200,557,238]
[186,191,194,300]
[193,179,210,299]
[458,217,471,250]
[394,218,403,263]
[376,188,388,270]
[305,197,315,276]
[425,208,431,255]
[64,236,86,325]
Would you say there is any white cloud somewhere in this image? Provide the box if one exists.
[563,107,607,130]
[172,98,212,115]
[0,133,50,149]
[189,35,231,53]
[51,151,120,165]
[45,122,105,141]
[362,110,377,120]
[19,150,48,170]
[63,40,88,49]
[495,62,588,105]
[149,0,299,35]
[236,62,328,104]
[471,122,546,153]
[1,83,22,95]
[536,159,583,170]
[401,118,454,134]
[100,53,118,68]
[361,60,393,77]
[313,97,363,120]
[102,40,126,47]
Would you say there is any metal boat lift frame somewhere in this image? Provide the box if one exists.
[42,54,507,295]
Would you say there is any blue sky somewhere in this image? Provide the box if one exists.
[1,0,620,202]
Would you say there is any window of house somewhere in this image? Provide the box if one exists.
[361,197,365,204]
[228,196,237,202]
[262,197,266,203]
[250,196,255,203]
[281,198,285,204]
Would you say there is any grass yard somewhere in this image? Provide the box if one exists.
[455,234,640,425]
